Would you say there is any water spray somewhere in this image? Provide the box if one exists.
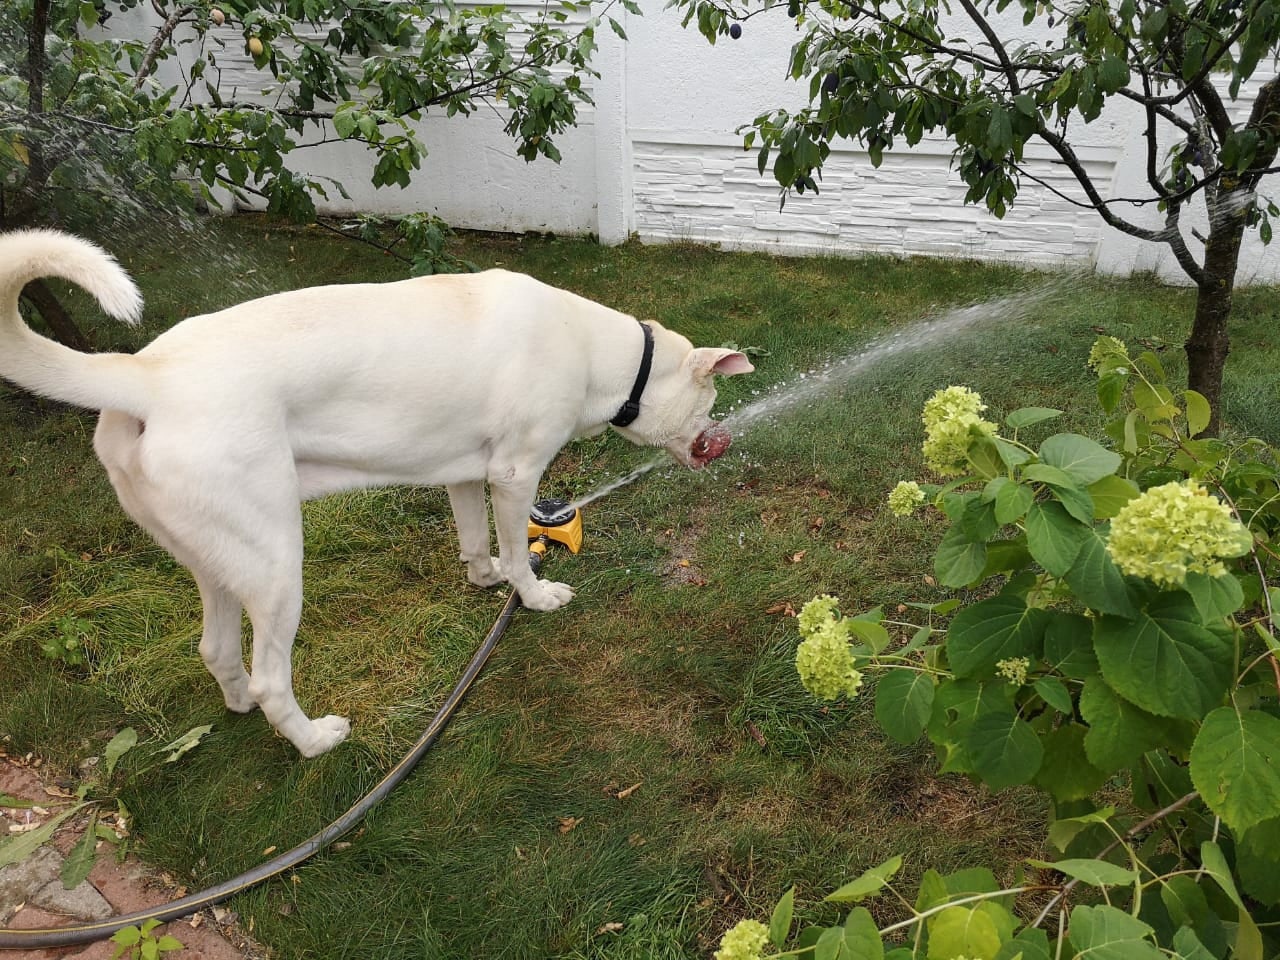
[0,501,585,952]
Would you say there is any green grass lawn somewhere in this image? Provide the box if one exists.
[3,216,1279,958]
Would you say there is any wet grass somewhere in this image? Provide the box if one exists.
[2,215,1279,958]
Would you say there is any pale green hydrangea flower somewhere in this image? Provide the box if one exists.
[797,594,842,639]
[714,919,771,960]
[921,386,997,477]
[796,620,864,701]
[996,657,1030,686]
[888,480,926,517]
[1107,480,1252,587]
[1087,335,1129,372]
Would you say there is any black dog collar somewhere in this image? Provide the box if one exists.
[610,321,654,428]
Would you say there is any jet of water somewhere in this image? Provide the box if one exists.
[567,279,1069,509]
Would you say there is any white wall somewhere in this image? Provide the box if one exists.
[119,1,1280,283]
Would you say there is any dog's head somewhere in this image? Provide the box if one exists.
[612,323,754,469]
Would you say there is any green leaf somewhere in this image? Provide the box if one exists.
[61,810,99,890]
[770,886,795,948]
[825,856,904,903]
[1172,927,1218,960]
[993,480,1034,524]
[1190,707,1280,833]
[1062,526,1136,617]
[842,907,883,959]
[875,669,935,745]
[103,727,139,779]
[1033,676,1072,714]
[927,906,1001,960]
[1093,594,1233,720]
[1185,390,1212,437]
[1199,840,1265,960]
[1006,407,1062,430]
[1038,434,1122,485]
[1086,475,1139,520]
[1026,500,1091,576]
[159,724,213,763]
[1237,817,1280,905]
[1048,806,1117,852]
[965,709,1044,789]
[935,525,988,587]
[1066,904,1163,959]
[1043,613,1098,677]
[1033,723,1109,802]
[947,595,1046,678]
[1183,572,1244,622]
[0,804,85,869]
[995,927,1051,960]
[993,437,1031,467]
[1079,678,1168,773]
[1159,874,1212,931]
[1029,858,1137,888]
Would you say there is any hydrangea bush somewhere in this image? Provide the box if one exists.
[721,338,1280,959]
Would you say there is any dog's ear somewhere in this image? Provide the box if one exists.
[689,348,754,378]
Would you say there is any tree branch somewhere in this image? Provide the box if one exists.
[134,5,196,90]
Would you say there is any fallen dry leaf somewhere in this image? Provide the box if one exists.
[557,816,583,834]
[596,922,624,935]
[262,845,277,856]
[745,722,768,748]
[789,550,807,564]
[765,601,797,617]
[809,517,825,532]
[615,782,642,800]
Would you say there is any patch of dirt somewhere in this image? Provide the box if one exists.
[0,752,267,960]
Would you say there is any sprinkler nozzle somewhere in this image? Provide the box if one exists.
[528,499,583,554]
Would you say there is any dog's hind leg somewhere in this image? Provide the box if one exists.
[193,574,254,714]
[446,481,503,588]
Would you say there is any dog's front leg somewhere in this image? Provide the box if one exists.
[446,481,503,588]
[489,475,574,611]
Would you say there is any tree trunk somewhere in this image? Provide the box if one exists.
[1185,199,1248,437]
[20,280,93,351]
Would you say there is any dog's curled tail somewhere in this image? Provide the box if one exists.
[0,229,150,417]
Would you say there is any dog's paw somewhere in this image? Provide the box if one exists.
[519,579,575,611]
[223,690,258,714]
[466,557,505,588]
[297,715,351,758]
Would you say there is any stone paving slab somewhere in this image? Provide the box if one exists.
[1,757,264,959]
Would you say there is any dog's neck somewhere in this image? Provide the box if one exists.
[609,321,653,427]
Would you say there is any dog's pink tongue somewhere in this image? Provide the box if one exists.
[691,424,732,466]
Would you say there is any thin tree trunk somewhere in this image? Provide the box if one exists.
[1185,204,1248,437]
[20,281,93,351]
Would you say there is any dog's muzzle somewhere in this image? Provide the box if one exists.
[689,423,732,468]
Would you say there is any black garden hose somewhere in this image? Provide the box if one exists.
[0,544,548,951]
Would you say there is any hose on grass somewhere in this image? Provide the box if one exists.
[0,544,548,952]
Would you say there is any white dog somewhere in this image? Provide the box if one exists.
[0,230,753,757]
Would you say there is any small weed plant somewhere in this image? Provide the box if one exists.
[0,725,212,891]
[110,918,184,960]
[719,337,1280,959]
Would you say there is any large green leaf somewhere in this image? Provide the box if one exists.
[1237,817,1280,906]
[1079,678,1168,773]
[1183,571,1245,622]
[1033,723,1109,802]
[1087,474,1139,519]
[1038,433,1123,485]
[1026,500,1091,576]
[1029,858,1137,888]
[1093,594,1233,720]
[994,927,1050,960]
[1063,525,1137,617]
[1190,707,1280,833]
[825,856,904,903]
[927,906,1002,960]
[1043,613,1098,677]
[841,908,883,960]
[948,594,1047,678]
[1066,904,1164,960]
[1006,407,1063,430]
[874,669,935,745]
[935,524,989,587]
[965,709,1043,790]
